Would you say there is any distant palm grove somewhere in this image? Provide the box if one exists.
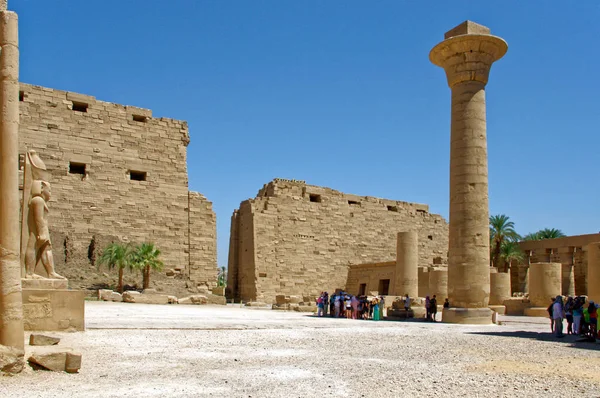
[489,214,566,272]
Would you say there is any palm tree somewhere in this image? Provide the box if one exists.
[489,214,520,271]
[132,243,164,290]
[217,266,227,287]
[521,228,566,241]
[500,241,525,270]
[98,242,134,293]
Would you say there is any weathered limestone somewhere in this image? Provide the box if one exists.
[524,262,561,317]
[430,21,507,324]
[229,179,448,304]
[28,350,81,373]
[0,344,24,374]
[418,266,429,297]
[489,272,511,305]
[428,268,448,300]
[29,334,60,346]
[22,289,85,331]
[558,246,575,297]
[394,231,418,297]
[0,6,23,351]
[587,242,600,302]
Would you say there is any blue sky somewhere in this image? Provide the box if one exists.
[13,1,600,266]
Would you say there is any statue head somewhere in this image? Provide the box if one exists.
[28,150,49,181]
[31,180,51,201]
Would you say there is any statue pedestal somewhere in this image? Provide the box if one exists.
[21,279,85,332]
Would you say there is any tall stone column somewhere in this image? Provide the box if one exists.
[394,231,418,298]
[558,246,575,297]
[0,3,23,350]
[430,21,507,324]
[588,242,600,303]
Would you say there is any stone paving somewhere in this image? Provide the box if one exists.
[2,302,599,398]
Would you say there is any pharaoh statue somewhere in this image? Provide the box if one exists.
[20,150,65,280]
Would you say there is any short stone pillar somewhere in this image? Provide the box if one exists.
[587,242,600,303]
[524,262,561,317]
[428,268,448,301]
[430,20,507,324]
[418,266,429,297]
[558,247,575,297]
[489,272,511,305]
[394,231,418,298]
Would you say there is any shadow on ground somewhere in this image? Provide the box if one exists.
[468,330,600,351]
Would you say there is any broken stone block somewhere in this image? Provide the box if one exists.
[275,295,290,305]
[65,352,82,373]
[29,334,60,346]
[206,294,226,305]
[179,295,207,305]
[110,292,123,302]
[0,345,24,375]
[98,289,113,301]
[28,352,67,372]
[165,269,175,277]
[167,295,178,304]
[211,286,225,296]
[122,291,141,303]
[289,295,302,304]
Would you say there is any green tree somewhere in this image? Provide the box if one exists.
[132,243,164,290]
[217,266,227,287]
[500,241,525,269]
[98,242,134,293]
[522,228,566,241]
[489,214,520,271]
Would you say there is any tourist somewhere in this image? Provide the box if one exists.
[316,293,325,317]
[379,296,385,319]
[572,297,584,335]
[345,295,352,319]
[334,295,341,318]
[552,295,565,338]
[404,294,410,311]
[588,301,598,339]
[547,298,555,333]
[323,292,329,316]
[351,295,359,319]
[329,294,335,317]
[564,296,574,334]
[443,298,450,309]
[372,298,380,321]
[425,295,430,321]
[430,295,438,322]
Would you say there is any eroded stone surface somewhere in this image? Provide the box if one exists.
[0,345,24,374]
[29,334,60,346]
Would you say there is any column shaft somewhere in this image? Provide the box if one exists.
[447,81,490,308]
[588,242,600,302]
[394,231,418,298]
[0,10,23,350]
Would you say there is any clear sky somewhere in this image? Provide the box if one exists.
[13,1,600,266]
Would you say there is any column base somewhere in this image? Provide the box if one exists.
[523,307,549,318]
[488,305,506,315]
[442,307,493,324]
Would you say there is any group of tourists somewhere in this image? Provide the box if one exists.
[547,295,598,339]
[315,292,385,320]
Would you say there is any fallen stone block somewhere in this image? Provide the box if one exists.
[29,334,60,346]
[28,351,81,373]
[165,269,175,276]
[293,305,317,313]
[28,352,67,372]
[275,295,290,305]
[98,289,113,301]
[122,291,141,303]
[0,345,24,375]
[206,294,226,305]
[167,295,178,304]
[65,352,82,373]
[289,295,302,304]
[110,292,123,302]
[179,295,208,305]
[211,286,225,296]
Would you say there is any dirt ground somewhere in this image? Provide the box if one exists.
[2,302,599,398]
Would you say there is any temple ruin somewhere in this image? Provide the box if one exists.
[227,179,448,304]
[18,83,218,297]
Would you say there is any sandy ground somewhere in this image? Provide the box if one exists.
[2,302,600,398]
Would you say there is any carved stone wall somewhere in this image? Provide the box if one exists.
[228,179,449,303]
[18,83,217,296]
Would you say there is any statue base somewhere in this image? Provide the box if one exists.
[22,278,68,290]
[442,307,493,325]
[22,288,85,332]
[523,307,550,318]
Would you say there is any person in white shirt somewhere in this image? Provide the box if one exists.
[552,295,565,338]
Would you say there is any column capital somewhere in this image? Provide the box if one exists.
[430,21,507,88]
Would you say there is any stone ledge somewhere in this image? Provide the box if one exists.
[22,279,68,290]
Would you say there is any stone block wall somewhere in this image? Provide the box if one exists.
[228,179,449,303]
[514,233,600,296]
[18,83,217,296]
[345,262,395,296]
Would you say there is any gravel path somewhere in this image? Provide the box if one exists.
[2,302,599,398]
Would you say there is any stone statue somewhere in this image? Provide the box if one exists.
[20,150,65,280]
